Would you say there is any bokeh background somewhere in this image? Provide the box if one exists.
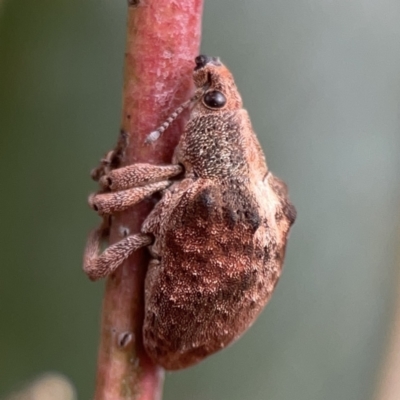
[1,0,400,399]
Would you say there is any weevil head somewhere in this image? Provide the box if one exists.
[192,55,243,114]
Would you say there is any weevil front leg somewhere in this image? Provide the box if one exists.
[89,163,182,215]
[89,180,173,215]
[99,163,182,191]
[83,224,152,280]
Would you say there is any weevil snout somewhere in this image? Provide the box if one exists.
[194,55,222,70]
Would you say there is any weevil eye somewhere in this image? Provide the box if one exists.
[203,91,227,109]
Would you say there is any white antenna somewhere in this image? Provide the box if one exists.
[145,92,202,143]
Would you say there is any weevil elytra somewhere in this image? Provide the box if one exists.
[83,55,296,370]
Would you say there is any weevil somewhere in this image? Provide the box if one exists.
[83,55,296,370]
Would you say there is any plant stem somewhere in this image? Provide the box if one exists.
[93,1,203,399]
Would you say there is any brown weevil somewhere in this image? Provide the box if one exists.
[83,55,296,370]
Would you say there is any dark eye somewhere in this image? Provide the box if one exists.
[203,91,227,109]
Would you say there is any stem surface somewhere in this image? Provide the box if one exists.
[93,1,203,399]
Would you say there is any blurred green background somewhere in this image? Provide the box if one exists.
[1,0,400,399]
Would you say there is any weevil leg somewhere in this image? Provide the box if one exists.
[91,149,120,182]
[99,163,182,191]
[91,131,128,182]
[89,180,171,215]
[83,226,152,280]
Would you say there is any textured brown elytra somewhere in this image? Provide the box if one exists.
[83,55,296,370]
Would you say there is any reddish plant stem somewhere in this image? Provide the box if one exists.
[93,1,203,399]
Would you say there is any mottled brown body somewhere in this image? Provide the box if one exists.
[84,55,296,370]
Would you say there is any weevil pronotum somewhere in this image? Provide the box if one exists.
[83,55,296,370]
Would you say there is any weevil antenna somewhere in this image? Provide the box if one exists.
[145,91,203,143]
